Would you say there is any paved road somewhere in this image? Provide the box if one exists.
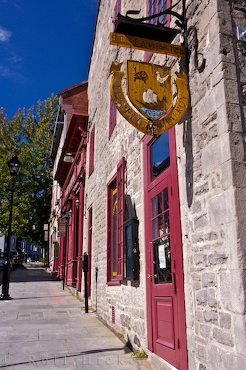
[0,264,153,370]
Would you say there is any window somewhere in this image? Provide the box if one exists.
[109,98,117,138]
[114,0,121,19]
[107,158,125,283]
[151,131,170,179]
[109,0,121,139]
[89,126,95,176]
[144,0,171,62]
[148,0,170,25]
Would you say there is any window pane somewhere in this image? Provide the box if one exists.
[157,192,163,215]
[152,215,164,240]
[153,237,172,284]
[151,132,170,179]
[163,188,168,210]
[152,197,157,218]
[152,187,171,284]
[164,211,170,235]
[149,0,168,24]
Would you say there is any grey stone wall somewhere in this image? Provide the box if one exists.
[86,0,148,351]
[86,0,246,368]
[175,0,246,368]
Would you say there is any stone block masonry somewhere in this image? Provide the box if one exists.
[176,0,246,369]
[86,0,148,353]
[85,0,246,369]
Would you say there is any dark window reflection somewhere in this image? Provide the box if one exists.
[151,188,172,284]
[151,132,170,179]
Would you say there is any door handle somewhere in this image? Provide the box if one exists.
[147,274,152,279]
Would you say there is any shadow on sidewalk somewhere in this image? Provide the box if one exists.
[0,346,131,368]
[0,263,56,285]
[12,294,69,300]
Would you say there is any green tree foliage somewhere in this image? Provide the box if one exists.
[0,96,58,246]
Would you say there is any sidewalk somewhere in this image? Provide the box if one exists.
[0,263,153,370]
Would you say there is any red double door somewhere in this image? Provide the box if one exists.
[144,129,188,370]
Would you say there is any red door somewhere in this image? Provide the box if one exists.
[144,129,187,370]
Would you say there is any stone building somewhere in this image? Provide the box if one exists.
[49,0,246,369]
[83,0,246,369]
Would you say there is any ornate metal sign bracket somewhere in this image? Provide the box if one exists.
[114,0,206,73]
[124,0,185,30]
[109,0,206,136]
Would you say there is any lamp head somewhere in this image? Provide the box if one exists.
[75,198,80,210]
[8,156,21,177]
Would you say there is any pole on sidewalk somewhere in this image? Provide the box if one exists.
[62,237,66,290]
[1,156,21,301]
[62,210,71,290]
[0,178,15,300]
[95,267,98,312]
[82,252,88,313]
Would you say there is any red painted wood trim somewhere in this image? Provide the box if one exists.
[78,185,84,291]
[169,128,188,370]
[143,135,154,352]
[143,127,188,369]
[116,157,125,281]
[106,157,126,284]
[107,172,117,283]
[107,281,121,286]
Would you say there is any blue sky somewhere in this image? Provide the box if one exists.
[0,0,98,118]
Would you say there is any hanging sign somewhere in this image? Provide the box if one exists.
[110,61,189,136]
[110,32,185,58]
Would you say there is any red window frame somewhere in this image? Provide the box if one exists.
[144,0,171,62]
[88,126,95,176]
[107,157,126,284]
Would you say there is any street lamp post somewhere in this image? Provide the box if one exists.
[0,156,21,301]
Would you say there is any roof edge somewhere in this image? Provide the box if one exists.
[58,81,88,96]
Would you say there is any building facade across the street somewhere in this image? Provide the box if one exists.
[49,1,246,369]
[50,82,88,290]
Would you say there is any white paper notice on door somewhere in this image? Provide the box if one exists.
[158,244,166,269]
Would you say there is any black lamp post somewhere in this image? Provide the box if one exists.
[0,155,21,301]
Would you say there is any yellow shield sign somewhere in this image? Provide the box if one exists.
[110,61,189,136]
[127,61,173,121]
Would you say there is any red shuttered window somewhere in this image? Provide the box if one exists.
[107,158,126,284]
[144,0,171,62]
[89,126,95,176]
